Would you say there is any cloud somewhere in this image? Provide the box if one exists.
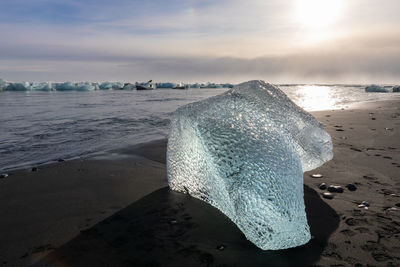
[0,0,399,83]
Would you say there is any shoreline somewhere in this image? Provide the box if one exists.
[1,98,399,174]
[0,99,399,266]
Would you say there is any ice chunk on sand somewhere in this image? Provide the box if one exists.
[393,86,400,93]
[167,80,333,250]
[365,84,390,92]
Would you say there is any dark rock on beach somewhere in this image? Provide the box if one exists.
[322,192,334,199]
[345,184,357,191]
[319,183,327,190]
[328,185,344,193]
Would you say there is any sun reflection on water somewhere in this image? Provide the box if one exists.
[289,85,338,111]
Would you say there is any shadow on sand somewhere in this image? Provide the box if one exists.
[36,185,339,267]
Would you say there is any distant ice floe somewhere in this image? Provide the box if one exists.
[365,84,391,93]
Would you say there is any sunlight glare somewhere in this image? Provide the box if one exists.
[295,0,343,29]
[294,85,337,111]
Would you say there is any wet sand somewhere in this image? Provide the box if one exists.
[0,100,399,266]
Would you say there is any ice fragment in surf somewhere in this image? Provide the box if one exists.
[365,84,390,93]
[167,80,333,250]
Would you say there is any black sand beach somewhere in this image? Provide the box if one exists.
[0,100,399,266]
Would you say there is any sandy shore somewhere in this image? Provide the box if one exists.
[0,100,399,266]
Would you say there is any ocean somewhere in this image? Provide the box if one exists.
[1,84,398,171]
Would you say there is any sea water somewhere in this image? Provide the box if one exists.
[0,85,398,171]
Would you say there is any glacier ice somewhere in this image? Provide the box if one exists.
[167,80,333,250]
[365,84,390,93]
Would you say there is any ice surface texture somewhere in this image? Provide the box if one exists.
[167,80,333,250]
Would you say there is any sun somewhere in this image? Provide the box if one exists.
[295,0,343,29]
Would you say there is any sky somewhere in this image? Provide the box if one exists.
[0,0,399,83]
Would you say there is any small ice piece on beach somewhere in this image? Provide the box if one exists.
[365,85,390,93]
[167,80,333,250]
[310,173,323,178]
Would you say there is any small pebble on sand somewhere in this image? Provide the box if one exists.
[216,244,226,251]
[328,185,344,193]
[322,192,334,199]
[346,184,357,191]
[361,201,370,207]
[319,183,327,190]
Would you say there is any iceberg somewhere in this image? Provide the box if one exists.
[76,82,96,91]
[55,82,77,91]
[99,82,123,90]
[99,82,113,90]
[393,86,400,93]
[111,82,124,90]
[31,82,52,91]
[365,84,390,93]
[123,83,135,90]
[167,80,333,250]
[5,82,31,91]
[156,82,177,89]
